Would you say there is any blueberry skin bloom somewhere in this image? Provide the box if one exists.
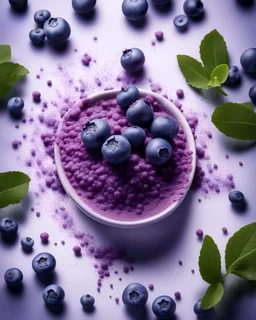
[43,285,65,306]
[21,237,35,250]
[229,191,245,206]
[4,268,23,287]
[126,99,154,127]
[7,97,24,117]
[249,84,256,101]
[72,0,97,13]
[183,0,204,18]
[240,48,256,73]
[150,116,179,140]
[194,299,209,315]
[81,119,111,149]
[80,294,95,308]
[29,29,45,45]
[117,85,140,109]
[152,295,176,319]
[122,126,146,148]
[34,9,51,25]
[32,252,56,275]
[173,15,189,31]
[226,65,241,85]
[146,138,173,166]
[0,218,18,237]
[101,135,131,164]
[9,0,27,9]
[44,17,71,45]
[122,0,148,21]
[121,48,145,72]
[122,283,148,308]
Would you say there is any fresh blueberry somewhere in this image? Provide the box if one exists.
[72,0,97,13]
[152,295,176,319]
[249,84,256,101]
[44,17,71,45]
[226,65,241,85]
[101,135,131,164]
[9,0,27,9]
[81,119,111,149]
[43,284,65,306]
[194,299,209,315]
[117,86,140,109]
[146,138,173,166]
[183,0,204,18]
[173,15,189,31]
[32,252,56,275]
[122,0,148,21]
[4,268,23,287]
[122,283,148,308]
[126,99,154,127]
[121,48,145,72]
[150,116,179,140]
[240,48,256,73]
[0,218,18,237]
[80,294,95,308]
[7,97,24,117]
[29,29,45,45]
[122,126,146,148]
[151,0,170,4]
[229,190,245,206]
[21,237,34,251]
[34,9,51,25]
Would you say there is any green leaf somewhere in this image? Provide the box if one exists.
[0,62,29,99]
[0,171,30,208]
[0,45,11,63]
[200,29,229,73]
[217,86,228,96]
[199,235,222,284]
[177,55,211,89]
[201,282,224,310]
[242,102,254,111]
[211,64,229,84]
[207,78,221,88]
[225,223,256,280]
[212,102,256,140]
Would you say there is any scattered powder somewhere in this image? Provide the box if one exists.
[196,229,204,238]
[47,80,52,86]
[239,161,243,167]
[174,291,181,300]
[155,31,164,41]
[40,232,49,242]
[115,298,119,304]
[82,53,92,66]
[178,260,183,266]
[73,245,81,255]
[36,74,40,79]
[151,40,156,46]
[12,140,19,149]
[176,89,184,99]
[148,284,154,291]
[32,91,41,101]
[222,227,228,235]
[191,269,195,274]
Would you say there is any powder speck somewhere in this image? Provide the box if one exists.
[155,31,164,41]
[73,245,81,255]
[32,91,41,101]
[178,260,183,266]
[176,89,184,99]
[174,291,181,300]
[40,232,49,242]
[196,229,204,238]
[148,284,154,291]
[222,227,228,235]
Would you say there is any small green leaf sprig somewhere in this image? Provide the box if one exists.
[199,223,256,310]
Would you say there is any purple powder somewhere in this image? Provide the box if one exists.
[73,245,81,255]
[40,232,49,242]
[110,284,113,289]
[222,227,228,235]
[123,266,129,273]
[148,284,154,291]
[239,161,243,167]
[93,36,98,41]
[36,211,40,217]
[174,292,181,300]
[115,298,119,304]
[151,40,156,46]
[196,229,204,238]
[176,89,184,99]
[155,31,164,41]
[47,80,52,86]
[191,269,195,274]
[178,260,183,266]
[82,53,92,66]
[36,74,40,79]
[32,91,41,101]
[12,140,19,149]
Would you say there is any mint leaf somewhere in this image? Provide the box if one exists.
[199,235,222,284]
[0,171,30,208]
[217,86,228,96]
[225,223,256,280]
[0,62,29,99]
[0,45,11,63]
[200,29,229,73]
[211,64,229,84]
[242,102,254,111]
[212,102,256,140]
[201,282,224,310]
[207,78,221,88]
[177,55,210,89]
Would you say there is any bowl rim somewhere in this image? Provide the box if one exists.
[54,88,196,228]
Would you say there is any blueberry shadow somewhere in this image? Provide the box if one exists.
[124,306,150,320]
[1,234,18,246]
[198,310,216,320]
[22,247,34,255]
[236,0,254,8]
[9,5,29,16]
[44,302,66,316]
[47,40,72,55]
[82,306,96,314]
[242,70,256,80]
[124,16,148,29]
[5,283,24,296]
[34,272,58,286]
[74,8,98,23]
[189,10,206,23]
[151,1,173,14]
[230,201,248,215]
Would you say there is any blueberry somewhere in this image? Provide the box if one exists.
[21,237,34,250]
[194,299,209,315]
[122,0,148,21]
[122,126,146,148]
[101,135,131,164]
[29,29,45,45]
[81,119,111,149]
[229,190,245,206]
[146,138,173,166]
[173,15,189,31]
[151,0,170,4]
[183,0,204,18]
[44,17,71,45]
[7,97,24,117]
[117,85,140,109]
[150,116,179,140]
[9,0,27,9]
[249,84,256,101]
[121,48,145,72]
[72,0,97,13]
[126,99,154,127]
[4,268,23,287]
[32,252,56,275]
[0,218,18,237]
[152,295,176,319]
[226,65,241,85]
[34,9,51,25]
[43,284,65,305]
[122,283,148,308]
[80,294,95,308]
[240,48,256,73]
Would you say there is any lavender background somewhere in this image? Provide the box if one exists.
[0,0,256,319]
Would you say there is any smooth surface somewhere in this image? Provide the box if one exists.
[0,1,256,320]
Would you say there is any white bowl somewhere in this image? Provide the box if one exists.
[54,89,196,228]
